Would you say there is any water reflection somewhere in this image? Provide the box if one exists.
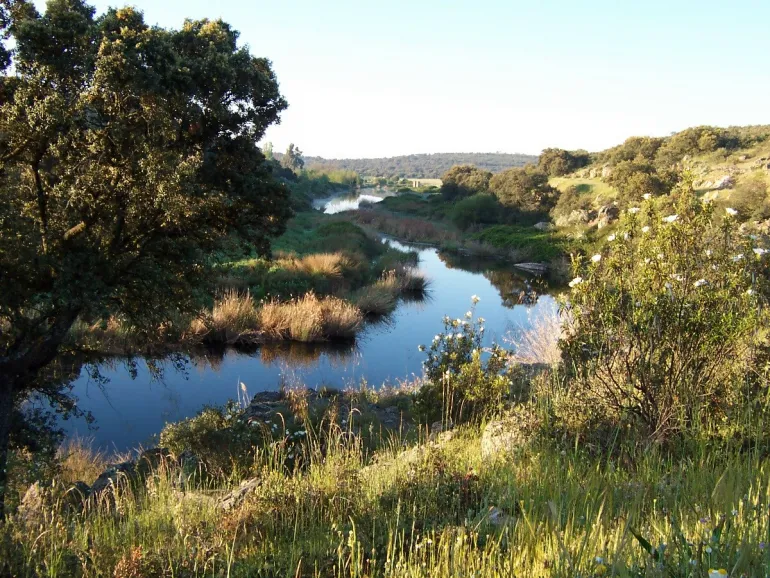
[314,188,395,214]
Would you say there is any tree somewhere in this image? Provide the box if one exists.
[0,0,291,516]
[489,165,557,213]
[281,143,305,172]
[263,141,274,160]
[439,165,492,200]
[538,148,590,176]
[606,160,679,205]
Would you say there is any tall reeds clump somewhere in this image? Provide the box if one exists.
[259,292,362,341]
[188,290,260,344]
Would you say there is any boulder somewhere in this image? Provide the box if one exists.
[713,175,734,190]
[601,165,612,178]
[554,209,592,228]
[218,477,260,511]
[16,482,47,528]
[533,221,553,231]
[90,460,136,500]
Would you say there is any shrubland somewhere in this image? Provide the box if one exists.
[5,183,770,577]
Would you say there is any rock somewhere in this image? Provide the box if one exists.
[713,175,734,190]
[481,409,539,460]
[601,165,612,178]
[738,155,748,162]
[90,460,136,499]
[513,262,548,275]
[588,167,599,179]
[487,506,514,527]
[533,221,553,231]
[16,482,47,528]
[218,477,260,511]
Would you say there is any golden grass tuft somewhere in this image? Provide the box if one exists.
[259,292,362,341]
[188,290,260,344]
[56,437,111,486]
[353,285,397,316]
[281,252,349,277]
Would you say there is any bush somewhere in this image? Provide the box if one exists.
[560,182,769,441]
[415,300,511,425]
[449,193,501,230]
[730,173,770,221]
[551,185,593,219]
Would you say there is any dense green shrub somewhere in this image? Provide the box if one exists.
[561,182,769,441]
[605,160,679,206]
[489,165,557,213]
[551,185,594,219]
[440,165,492,200]
[449,194,501,230]
[415,302,510,425]
[538,148,591,176]
[729,173,770,221]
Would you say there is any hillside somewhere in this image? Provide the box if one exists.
[298,152,538,178]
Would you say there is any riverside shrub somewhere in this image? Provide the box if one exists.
[415,301,510,425]
[560,182,769,441]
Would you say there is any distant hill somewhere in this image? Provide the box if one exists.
[296,152,538,179]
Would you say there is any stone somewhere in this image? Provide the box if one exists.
[713,175,734,190]
[533,221,553,231]
[595,204,620,229]
[480,408,539,460]
[90,460,136,499]
[738,155,748,162]
[218,478,261,511]
[601,165,612,178]
[16,482,47,528]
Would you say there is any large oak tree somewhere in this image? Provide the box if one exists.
[0,0,292,515]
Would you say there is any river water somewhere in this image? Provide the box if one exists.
[59,193,558,451]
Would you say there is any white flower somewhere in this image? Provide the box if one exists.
[607,234,616,242]
[663,214,678,223]
[434,335,440,341]
[732,508,738,516]
[455,333,463,339]
[694,278,708,288]
[595,557,604,564]
[732,254,744,262]
[708,570,727,578]
[471,294,480,304]
[623,232,630,240]
[628,207,641,214]
[747,288,755,296]
[670,273,683,282]
[726,207,738,217]
[705,249,712,257]
[569,277,583,288]
[591,254,601,263]
[642,226,651,233]
[753,248,768,256]
[418,345,426,352]
[465,311,473,319]
[477,317,485,323]
[643,193,651,200]
[705,546,713,554]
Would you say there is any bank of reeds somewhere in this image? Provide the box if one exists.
[258,292,362,341]
[353,267,430,316]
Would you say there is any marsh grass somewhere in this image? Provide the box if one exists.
[259,292,363,341]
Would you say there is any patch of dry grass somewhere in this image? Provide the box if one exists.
[56,437,111,486]
[259,292,363,341]
[506,306,564,365]
[188,290,261,344]
[281,252,349,277]
[353,284,398,316]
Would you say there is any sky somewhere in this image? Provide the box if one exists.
[37,0,770,158]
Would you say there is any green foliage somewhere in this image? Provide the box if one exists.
[598,136,665,166]
[489,165,557,213]
[415,305,510,425]
[469,225,564,261]
[281,143,305,172]
[538,148,591,176]
[440,165,492,200]
[561,183,769,440]
[605,160,679,205]
[551,185,594,219]
[450,194,501,230]
[729,172,770,221]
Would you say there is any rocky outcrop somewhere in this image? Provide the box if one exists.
[533,221,553,231]
[480,408,540,460]
[554,209,597,228]
[595,205,620,229]
[713,175,735,190]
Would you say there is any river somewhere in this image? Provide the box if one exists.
[58,192,558,451]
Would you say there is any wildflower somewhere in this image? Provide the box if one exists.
[732,254,744,262]
[694,279,707,287]
[708,570,728,578]
[471,294,480,304]
[455,333,463,339]
[642,226,651,233]
[569,276,583,288]
[628,207,641,214]
[689,559,697,566]
[670,273,683,282]
[705,546,713,554]
[643,193,652,200]
[595,557,604,564]
[465,311,473,318]
[732,508,738,516]
[746,288,754,296]
[477,317,485,323]
[434,335,440,341]
[607,234,616,242]
[753,248,768,256]
[726,207,738,217]
[623,232,629,240]
[705,249,713,257]
[663,214,678,223]
[418,345,425,352]
[760,542,766,550]
[425,538,433,545]
[591,254,601,263]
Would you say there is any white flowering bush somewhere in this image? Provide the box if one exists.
[561,182,770,440]
[415,301,511,425]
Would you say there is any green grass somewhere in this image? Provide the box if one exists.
[5,409,770,577]
[469,225,566,261]
[550,176,618,200]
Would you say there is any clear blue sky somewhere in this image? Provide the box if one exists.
[39,0,770,158]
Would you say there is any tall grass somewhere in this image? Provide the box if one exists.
[506,306,564,365]
[259,292,363,341]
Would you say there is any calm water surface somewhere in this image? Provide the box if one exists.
[60,221,557,451]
